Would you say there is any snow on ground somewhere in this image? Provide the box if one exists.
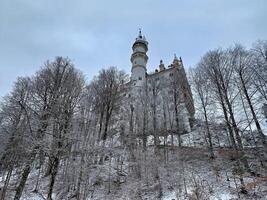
[210,192,234,200]
[2,147,266,200]
[1,122,266,199]
[21,192,46,200]
[163,191,176,200]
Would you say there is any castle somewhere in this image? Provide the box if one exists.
[122,30,194,139]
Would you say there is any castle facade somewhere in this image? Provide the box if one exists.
[122,31,195,139]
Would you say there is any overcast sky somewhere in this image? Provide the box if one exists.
[0,0,266,98]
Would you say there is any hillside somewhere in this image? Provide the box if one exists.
[1,121,266,200]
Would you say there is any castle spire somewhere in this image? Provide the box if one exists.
[173,53,179,65]
[174,53,178,61]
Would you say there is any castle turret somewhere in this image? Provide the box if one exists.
[173,54,181,68]
[159,60,165,71]
[131,30,148,87]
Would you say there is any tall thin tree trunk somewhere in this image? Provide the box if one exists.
[174,99,181,147]
[152,100,160,149]
[239,87,258,147]
[33,165,42,192]
[163,104,168,163]
[14,163,31,200]
[142,108,147,151]
[215,77,237,150]
[0,167,12,200]
[128,104,136,175]
[98,110,104,142]
[47,157,60,200]
[239,72,267,152]
[76,153,85,200]
[224,90,250,171]
[102,106,112,142]
[203,106,215,159]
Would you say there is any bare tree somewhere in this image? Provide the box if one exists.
[45,57,84,200]
[190,67,215,159]
[148,77,161,150]
[91,67,127,145]
[169,68,184,147]
[231,44,267,152]
[0,77,32,200]
[201,49,250,173]
[250,40,267,103]
[10,57,84,200]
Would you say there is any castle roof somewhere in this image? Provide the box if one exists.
[133,29,148,46]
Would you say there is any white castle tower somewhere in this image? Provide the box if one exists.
[130,29,148,87]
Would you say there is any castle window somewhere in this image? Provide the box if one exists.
[169,73,173,77]
[139,77,142,80]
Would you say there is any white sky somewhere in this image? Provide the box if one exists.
[0,0,266,98]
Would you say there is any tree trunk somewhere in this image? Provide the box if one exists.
[44,159,53,177]
[215,76,237,150]
[239,72,267,152]
[14,164,31,200]
[129,104,135,160]
[98,110,104,142]
[33,165,42,192]
[142,108,147,151]
[173,92,181,148]
[174,104,181,147]
[0,167,12,200]
[14,127,47,200]
[152,102,160,149]
[163,104,168,163]
[203,106,215,159]
[47,157,60,200]
[102,105,112,142]
[76,153,85,200]
[220,77,251,171]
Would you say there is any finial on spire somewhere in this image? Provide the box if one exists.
[134,28,148,44]
[173,53,180,65]
[138,28,142,38]
[174,53,178,60]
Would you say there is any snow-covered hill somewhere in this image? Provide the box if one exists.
[1,121,266,200]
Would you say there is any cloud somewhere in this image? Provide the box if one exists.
[0,0,266,97]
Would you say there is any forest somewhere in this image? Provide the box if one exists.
[0,40,266,200]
